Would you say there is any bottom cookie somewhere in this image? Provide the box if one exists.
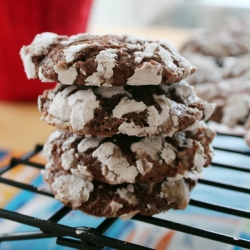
[43,163,198,219]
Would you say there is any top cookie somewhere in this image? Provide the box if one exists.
[20,32,196,86]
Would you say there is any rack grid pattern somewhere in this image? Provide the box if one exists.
[0,133,250,250]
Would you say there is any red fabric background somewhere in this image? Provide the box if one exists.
[0,0,93,101]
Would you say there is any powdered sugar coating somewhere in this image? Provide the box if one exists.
[167,170,190,181]
[27,32,60,56]
[95,87,131,98]
[126,43,141,50]
[117,94,172,137]
[113,98,146,118]
[61,148,75,170]
[20,49,37,78]
[131,137,164,161]
[109,201,123,216]
[192,142,205,173]
[122,34,148,44]
[54,64,78,85]
[134,43,174,70]
[38,67,54,82]
[170,81,215,121]
[117,187,138,204]
[85,49,118,86]
[63,42,100,63]
[92,142,138,184]
[60,33,95,46]
[175,80,195,98]
[77,137,102,153]
[172,115,179,126]
[71,165,93,181]
[42,130,64,162]
[68,89,100,131]
[48,86,76,122]
[203,103,216,121]
[148,95,171,126]
[20,32,66,79]
[127,62,162,85]
[61,133,79,150]
[136,158,153,175]
[52,174,94,208]
[161,143,176,164]
[222,94,250,127]
[46,87,99,132]
[160,178,190,209]
[21,32,196,86]
[131,137,178,168]
[119,210,140,220]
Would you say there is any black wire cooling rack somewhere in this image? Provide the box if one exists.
[0,133,250,250]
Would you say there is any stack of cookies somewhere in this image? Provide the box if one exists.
[180,16,250,135]
[20,32,215,219]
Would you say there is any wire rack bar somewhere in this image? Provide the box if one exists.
[215,132,244,138]
[0,145,43,175]
[0,231,57,241]
[0,209,151,250]
[48,206,72,223]
[0,177,53,197]
[198,179,250,194]
[212,147,250,156]
[133,215,250,249]
[189,199,250,218]
[56,237,103,250]
[211,162,250,173]
[96,218,118,234]
[10,158,45,169]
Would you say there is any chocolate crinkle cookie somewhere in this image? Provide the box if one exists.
[20,32,196,86]
[181,52,250,130]
[180,16,250,132]
[43,122,215,185]
[43,162,198,219]
[38,81,215,137]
